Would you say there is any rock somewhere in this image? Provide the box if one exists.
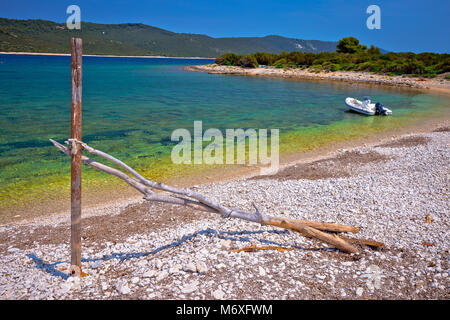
[116,281,131,295]
[131,277,140,284]
[169,264,182,274]
[212,288,225,299]
[216,263,226,270]
[156,270,169,281]
[183,263,197,273]
[143,270,156,278]
[181,280,198,294]
[66,276,81,290]
[220,239,232,249]
[90,261,103,269]
[59,282,72,294]
[101,282,108,291]
[137,260,148,268]
[356,287,364,297]
[196,262,208,274]
[155,259,163,270]
[258,266,266,277]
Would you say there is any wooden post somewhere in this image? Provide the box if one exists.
[70,37,82,276]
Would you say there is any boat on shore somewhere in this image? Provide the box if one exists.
[345,97,392,116]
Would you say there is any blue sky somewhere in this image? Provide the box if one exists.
[1,0,449,53]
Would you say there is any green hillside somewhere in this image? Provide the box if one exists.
[0,18,338,57]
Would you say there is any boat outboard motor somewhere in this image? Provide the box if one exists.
[375,102,388,116]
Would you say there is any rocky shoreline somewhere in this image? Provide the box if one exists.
[1,126,449,300]
[184,64,450,93]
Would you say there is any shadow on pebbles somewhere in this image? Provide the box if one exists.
[252,150,392,181]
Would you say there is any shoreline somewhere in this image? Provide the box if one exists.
[0,51,215,60]
[2,116,449,227]
[184,64,450,94]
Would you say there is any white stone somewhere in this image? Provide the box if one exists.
[155,259,163,270]
[143,270,156,278]
[90,261,102,269]
[220,239,232,249]
[356,287,364,297]
[181,280,198,294]
[131,277,140,284]
[169,265,182,274]
[196,262,208,274]
[116,281,131,295]
[183,263,197,273]
[212,288,225,299]
[258,266,266,277]
[156,270,168,281]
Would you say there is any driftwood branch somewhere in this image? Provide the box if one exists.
[50,139,384,254]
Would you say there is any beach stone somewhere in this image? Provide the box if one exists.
[258,266,266,277]
[169,265,182,274]
[212,289,225,299]
[181,280,198,294]
[116,281,130,295]
[66,276,81,291]
[356,287,364,297]
[59,282,72,294]
[220,239,232,249]
[216,263,226,270]
[156,270,168,281]
[131,277,140,284]
[196,262,208,274]
[90,261,102,269]
[137,260,148,268]
[143,270,156,278]
[155,259,163,270]
[183,263,197,273]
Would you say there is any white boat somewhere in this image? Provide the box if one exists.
[345,97,392,116]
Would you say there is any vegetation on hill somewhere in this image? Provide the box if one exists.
[0,18,338,57]
[215,37,450,78]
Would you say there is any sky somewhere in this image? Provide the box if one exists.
[0,0,449,53]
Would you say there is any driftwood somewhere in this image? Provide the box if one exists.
[50,138,383,254]
[232,244,293,253]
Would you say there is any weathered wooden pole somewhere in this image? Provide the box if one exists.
[70,37,82,276]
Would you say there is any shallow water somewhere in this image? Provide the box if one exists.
[0,54,448,214]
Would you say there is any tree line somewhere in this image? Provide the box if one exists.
[214,37,450,78]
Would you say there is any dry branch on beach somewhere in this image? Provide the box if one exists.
[50,138,384,254]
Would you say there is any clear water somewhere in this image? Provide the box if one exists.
[0,54,448,214]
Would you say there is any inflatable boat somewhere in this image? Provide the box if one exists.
[345,97,392,116]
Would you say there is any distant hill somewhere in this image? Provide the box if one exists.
[0,18,340,57]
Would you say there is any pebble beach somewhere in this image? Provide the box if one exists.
[1,125,449,300]
[184,64,450,93]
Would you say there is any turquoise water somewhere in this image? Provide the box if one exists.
[0,54,449,214]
